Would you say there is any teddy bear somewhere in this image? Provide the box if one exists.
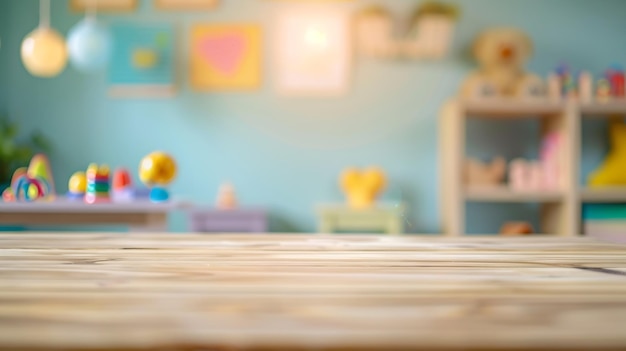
[460,27,545,99]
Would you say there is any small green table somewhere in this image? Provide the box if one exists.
[317,203,405,234]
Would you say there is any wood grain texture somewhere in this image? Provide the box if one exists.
[1,234,626,351]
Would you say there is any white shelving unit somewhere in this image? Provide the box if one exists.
[439,99,626,236]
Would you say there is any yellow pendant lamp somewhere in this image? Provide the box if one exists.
[21,0,68,77]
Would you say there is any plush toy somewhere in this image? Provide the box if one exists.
[340,167,386,209]
[460,27,545,99]
[588,121,626,187]
[463,157,506,186]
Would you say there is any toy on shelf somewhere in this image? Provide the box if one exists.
[596,78,612,102]
[578,71,593,103]
[139,151,177,203]
[606,65,625,98]
[588,121,626,187]
[554,64,578,99]
[216,182,238,210]
[499,221,534,236]
[463,157,505,186]
[508,132,562,191]
[67,171,87,200]
[340,167,386,209]
[85,163,110,204]
[2,154,56,202]
[112,168,134,202]
[460,27,545,100]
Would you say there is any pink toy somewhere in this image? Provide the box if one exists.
[509,132,562,191]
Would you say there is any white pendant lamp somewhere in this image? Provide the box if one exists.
[67,1,112,72]
[21,0,68,77]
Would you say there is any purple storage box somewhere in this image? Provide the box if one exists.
[188,208,267,233]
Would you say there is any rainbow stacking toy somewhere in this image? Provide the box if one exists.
[85,164,110,204]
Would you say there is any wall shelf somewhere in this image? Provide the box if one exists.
[580,101,626,116]
[580,187,626,203]
[463,100,565,118]
[465,186,564,203]
[440,99,626,236]
[439,99,580,237]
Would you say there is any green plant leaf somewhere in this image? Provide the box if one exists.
[32,133,52,153]
[0,139,16,159]
[14,146,34,165]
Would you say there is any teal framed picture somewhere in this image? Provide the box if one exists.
[108,22,177,97]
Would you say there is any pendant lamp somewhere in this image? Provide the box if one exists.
[67,1,112,72]
[21,0,68,77]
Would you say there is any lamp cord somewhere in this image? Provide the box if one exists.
[39,0,50,28]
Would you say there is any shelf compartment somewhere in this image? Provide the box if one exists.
[462,100,565,118]
[465,186,564,203]
[580,187,626,203]
[580,101,626,116]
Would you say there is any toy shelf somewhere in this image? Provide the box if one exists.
[580,187,626,203]
[465,186,564,203]
[580,101,626,116]
[464,100,565,118]
[439,99,579,236]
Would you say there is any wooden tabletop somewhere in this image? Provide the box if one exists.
[1,234,626,351]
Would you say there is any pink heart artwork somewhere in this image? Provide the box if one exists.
[199,33,245,75]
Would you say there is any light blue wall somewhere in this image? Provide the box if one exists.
[1,0,625,233]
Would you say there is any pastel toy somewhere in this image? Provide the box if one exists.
[85,163,111,204]
[112,168,134,202]
[578,71,593,103]
[606,65,625,98]
[340,167,386,209]
[67,171,87,200]
[460,27,545,99]
[463,157,505,186]
[216,182,238,210]
[139,151,177,203]
[27,154,56,199]
[2,168,27,202]
[509,132,562,191]
[588,121,626,187]
[596,79,612,102]
[2,154,57,202]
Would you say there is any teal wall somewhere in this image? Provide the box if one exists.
[1,0,625,233]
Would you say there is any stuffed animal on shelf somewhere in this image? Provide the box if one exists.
[460,27,545,99]
[463,157,506,186]
[588,121,626,187]
[340,167,386,209]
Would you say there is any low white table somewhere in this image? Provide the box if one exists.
[0,198,188,232]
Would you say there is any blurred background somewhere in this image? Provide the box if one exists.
[1,0,625,234]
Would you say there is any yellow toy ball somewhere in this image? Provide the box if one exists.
[139,152,177,186]
[68,171,87,193]
[21,27,68,77]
